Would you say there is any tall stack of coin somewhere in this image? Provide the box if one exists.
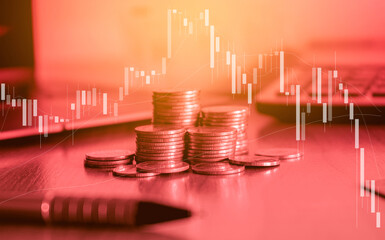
[135,125,186,163]
[186,126,237,163]
[200,105,249,155]
[152,90,200,128]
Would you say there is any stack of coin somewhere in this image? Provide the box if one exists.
[186,126,237,163]
[84,150,135,170]
[135,124,186,163]
[152,90,200,128]
[200,105,249,155]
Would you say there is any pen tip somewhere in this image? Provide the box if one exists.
[136,201,192,225]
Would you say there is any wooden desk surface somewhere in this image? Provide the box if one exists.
[0,109,385,239]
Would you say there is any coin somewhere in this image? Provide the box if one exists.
[191,162,245,175]
[254,148,303,160]
[137,143,184,149]
[153,89,200,96]
[136,161,190,174]
[153,99,200,104]
[188,144,235,150]
[84,158,132,168]
[187,136,236,142]
[136,138,185,144]
[135,156,185,162]
[136,133,185,139]
[153,102,200,108]
[85,150,135,161]
[136,152,185,158]
[187,148,235,155]
[201,105,248,115]
[187,126,236,136]
[186,157,228,162]
[153,116,199,122]
[154,110,200,115]
[154,104,200,110]
[136,145,185,151]
[229,155,280,167]
[113,166,160,178]
[135,125,185,136]
[187,138,236,144]
[154,118,198,124]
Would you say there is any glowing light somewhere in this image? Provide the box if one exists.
[231,54,236,94]
[22,99,27,126]
[103,93,107,115]
[33,99,38,117]
[296,85,300,141]
[124,67,129,96]
[210,25,215,69]
[253,68,257,84]
[279,51,284,93]
[204,9,209,26]
[215,37,220,52]
[167,9,172,58]
[317,68,322,104]
[360,148,365,197]
[312,68,316,100]
[226,51,231,65]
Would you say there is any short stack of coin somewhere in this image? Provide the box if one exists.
[200,105,249,155]
[186,126,237,163]
[152,90,200,128]
[84,150,135,170]
[135,124,186,163]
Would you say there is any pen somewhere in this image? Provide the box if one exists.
[0,192,192,227]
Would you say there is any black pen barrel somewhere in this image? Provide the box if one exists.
[0,194,44,223]
[0,193,191,227]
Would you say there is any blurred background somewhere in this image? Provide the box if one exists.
[1,0,385,92]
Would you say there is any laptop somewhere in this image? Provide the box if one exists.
[0,1,233,141]
[256,41,385,124]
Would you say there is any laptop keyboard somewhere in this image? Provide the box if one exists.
[301,67,385,99]
[257,66,385,123]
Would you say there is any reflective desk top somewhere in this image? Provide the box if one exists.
[0,107,385,240]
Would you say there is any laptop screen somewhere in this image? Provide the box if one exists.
[0,0,34,69]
